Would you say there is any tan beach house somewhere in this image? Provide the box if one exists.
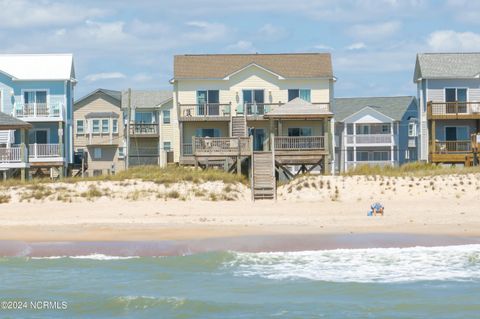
[414,53,480,165]
[73,89,124,176]
[171,53,335,199]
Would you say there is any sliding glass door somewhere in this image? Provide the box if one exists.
[243,90,264,115]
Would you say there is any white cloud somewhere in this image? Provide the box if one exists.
[0,0,104,28]
[184,21,228,42]
[348,21,401,41]
[258,24,287,40]
[225,40,256,53]
[427,30,480,51]
[313,44,334,50]
[84,72,126,82]
[346,42,367,50]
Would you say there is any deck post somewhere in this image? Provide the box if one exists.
[58,121,64,178]
[236,137,241,176]
[431,120,436,158]
[269,119,275,151]
[326,117,332,174]
[20,128,27,182]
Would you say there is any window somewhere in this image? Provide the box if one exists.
[93,148,102,159]
[445,88,467,102]
[24,90,47,106]
[195,128,221,137]
[288,89,311,102]
[288,127,312,136]
[373,151,389,161]
[101,119,109,133]
[118,147,125,159]
[112,119,118,133]
[135,112,154,124]
[92,120,100,133]
[408,122,417,137]
[381,124,390,134]
[76,120,84,134]
[163,141,171,151]
[163,110,171,124]
[197,90,220,115]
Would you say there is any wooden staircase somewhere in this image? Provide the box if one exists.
[251,151,276,200]
[231,116,247,137]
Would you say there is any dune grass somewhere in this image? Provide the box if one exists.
[0,165,247,188]
[343,162,480,177]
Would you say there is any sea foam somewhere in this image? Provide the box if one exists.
[225,245,480,283]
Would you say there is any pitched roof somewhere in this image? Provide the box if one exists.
[121,90,172,108]
[264,97,332,119]
[333,96,416,122]
[0,54,75,81]
[0,112,32,130]
[75,88,121,106]
[173,53,333,80]
[414,53,480,81]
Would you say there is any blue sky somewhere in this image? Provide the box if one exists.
[1,0,479,98]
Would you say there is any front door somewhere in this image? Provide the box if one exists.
[253,128,265,151]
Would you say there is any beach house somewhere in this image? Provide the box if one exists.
[414,53,480,165]
[0,54,75,178]
[74,89,124,176]
[122,90,174,167]
[172,53,334,199]
[333,96,418,172]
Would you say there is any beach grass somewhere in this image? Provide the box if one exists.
[0,165,247,187]
[342,162,480,177]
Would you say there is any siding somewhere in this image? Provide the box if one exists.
[427,79,480,102]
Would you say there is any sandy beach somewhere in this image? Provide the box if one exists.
[1,174,480,243]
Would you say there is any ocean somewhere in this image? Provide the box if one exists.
[1,244,479,318]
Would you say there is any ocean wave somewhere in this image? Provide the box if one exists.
[225,245,480,283]
[30,254,140,260]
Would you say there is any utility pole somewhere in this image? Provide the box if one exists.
[125,88,131,169]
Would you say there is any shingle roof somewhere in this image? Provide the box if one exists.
[0,112,32,130]
[121,90,172,109]
[0,54,75,80]
[173,53,333,80]
[75,88,121,106]
[414,53,480,81]
[333,96,416,122]
[264,97,332,119]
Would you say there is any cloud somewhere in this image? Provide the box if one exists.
[184,21,228,42]
[225,40,256,53]
[427,30,480,51]
[258,24,287,40]
[346,42,367,50]
[84,72,126,82]
[313,44,334,50]
[348,21,401,41]
[0,0,104,28]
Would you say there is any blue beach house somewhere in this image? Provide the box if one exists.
[0,54,76,178]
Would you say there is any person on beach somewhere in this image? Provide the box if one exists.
[368,202,384,216]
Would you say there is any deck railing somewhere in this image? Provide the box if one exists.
[428,101,480,117]
[346,161,394,170]
[274,136,325,150]
[243,102,330,116]
[193,137,251,155]
[433,140,471,154]
[179,103,231,117]
[14,102,63,118]
[129,123,158,135]
[0,146,24,163]
[346,134,393,144]
[29,143,61,158]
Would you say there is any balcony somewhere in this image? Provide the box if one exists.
[13,102,64,121]
[427,101,480,120]
[0,146,26,163]
[129,123,159,137]
[430,140,472,163]
[29,143,62,163]
[274,136,325,151]
[193,137,252,156]
[243,102,330,118]
[179,103,231,121]
[345,134,394,145]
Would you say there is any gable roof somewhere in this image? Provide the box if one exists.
[0,54,75,81]
[333,96,416,122]
[75,88,121,106]
[414,53,480,82]
[173,53,333,80]
[121,90,172,109]
[0,111,32,130]
[264,97,332,119]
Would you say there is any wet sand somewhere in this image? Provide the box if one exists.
[1,233,479,257]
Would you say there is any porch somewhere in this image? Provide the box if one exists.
[13,99,65,122]
[427,101,480,120]
[430,140,472,163]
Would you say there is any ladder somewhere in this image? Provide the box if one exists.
[251,151,276,200]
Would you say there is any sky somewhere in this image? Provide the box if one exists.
[1,0,479,98]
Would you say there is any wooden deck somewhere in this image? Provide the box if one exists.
[178,103,231,122]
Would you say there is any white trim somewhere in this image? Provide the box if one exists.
[75,119,84,134]
[342,106,395,123]
[222,63,285,80]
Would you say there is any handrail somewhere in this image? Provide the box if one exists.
[193,137,251,155]
[274,136,325,150]
[427,101,480,116]
[28,143,61,158]
[346,134,393,144]
[129,123,158,135]
[179,103,231,117]
[434,140,471,153]
[14,102,63,118]
[0,146,23,163]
